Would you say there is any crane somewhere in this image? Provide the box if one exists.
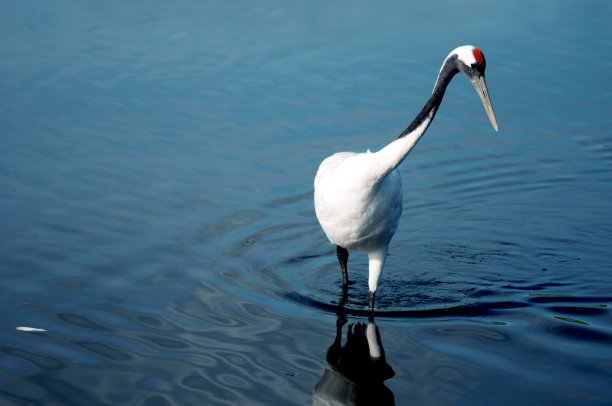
[314,45,498,309]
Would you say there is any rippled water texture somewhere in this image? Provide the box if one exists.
[1,1,611,405]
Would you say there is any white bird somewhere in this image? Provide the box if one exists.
[314,45,499,309]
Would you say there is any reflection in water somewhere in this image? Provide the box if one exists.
[313,298,395,405]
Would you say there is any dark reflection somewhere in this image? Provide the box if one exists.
[313,291,395,405]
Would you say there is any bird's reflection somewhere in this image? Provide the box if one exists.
[313,291,395,405]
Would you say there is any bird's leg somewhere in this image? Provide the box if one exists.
[368,291,376,309]
[367,248,387,310]
[336,245,349,286]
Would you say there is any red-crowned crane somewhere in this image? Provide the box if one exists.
[314,45,498,309]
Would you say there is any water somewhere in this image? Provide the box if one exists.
[1,1,611,404]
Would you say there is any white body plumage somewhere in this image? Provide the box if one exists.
[314,152,402,253]
[314,151,403,296]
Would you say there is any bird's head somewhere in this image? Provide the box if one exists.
[454,45,498,132]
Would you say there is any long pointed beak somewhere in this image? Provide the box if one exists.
[472,75,498,132]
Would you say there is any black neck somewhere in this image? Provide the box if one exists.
[398,55,459,139]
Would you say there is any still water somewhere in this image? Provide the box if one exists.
[1,1,611,405]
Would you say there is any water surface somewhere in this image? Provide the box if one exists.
[1,1,611,405]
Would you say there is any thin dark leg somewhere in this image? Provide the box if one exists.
[368,291,375,309]
[336,245,349,286]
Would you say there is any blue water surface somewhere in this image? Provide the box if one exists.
[1,1,611,405]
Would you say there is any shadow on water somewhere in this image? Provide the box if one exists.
[313,290,395,406]
[308,286,612,406]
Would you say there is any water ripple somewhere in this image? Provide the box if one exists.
[285,291,531,319]
[2,2,612,404]
[3,290,325,406]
